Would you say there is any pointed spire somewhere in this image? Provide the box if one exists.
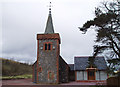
[44,2,54,34]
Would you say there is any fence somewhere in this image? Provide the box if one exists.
[107,76,120,87]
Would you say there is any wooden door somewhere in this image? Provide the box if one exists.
[88,70,95,80]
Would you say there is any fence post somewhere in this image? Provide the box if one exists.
[118,76,120,87]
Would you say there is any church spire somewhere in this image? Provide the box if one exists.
[44,2,54,34]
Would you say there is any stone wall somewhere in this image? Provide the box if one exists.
[32,61,37,83]
[59,56,69,83]
[69,70,75,81]
[37,39,59,84]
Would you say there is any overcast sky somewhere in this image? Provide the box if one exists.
[1,0,112,64]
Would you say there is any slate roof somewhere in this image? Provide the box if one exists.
[68,64,74,71]
[74,56,107,70]
[44,12,54,34]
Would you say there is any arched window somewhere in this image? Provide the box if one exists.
[48,44,51,50]
[48,71,54,79]
[45,44,48,50]
[38,66,42,72]
[44,42,52,50]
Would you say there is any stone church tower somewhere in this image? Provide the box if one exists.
[32,4,69,84]
[32,3,108,83]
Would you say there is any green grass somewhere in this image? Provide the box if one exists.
[2,58,32,76]
[2,74,32,80]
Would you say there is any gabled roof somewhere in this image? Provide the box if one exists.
[74,56,107,70]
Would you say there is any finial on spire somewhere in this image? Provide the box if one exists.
[49,2,52,14]
[44,2,54,34]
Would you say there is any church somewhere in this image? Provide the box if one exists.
[32,5,108,84]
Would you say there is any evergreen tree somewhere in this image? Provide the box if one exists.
[79,0,120,73]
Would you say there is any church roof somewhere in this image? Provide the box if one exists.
[44,7,54,34]
[74,56,107,70]
[68,64,74,71]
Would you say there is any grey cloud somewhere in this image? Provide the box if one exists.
[2,0,109,64]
